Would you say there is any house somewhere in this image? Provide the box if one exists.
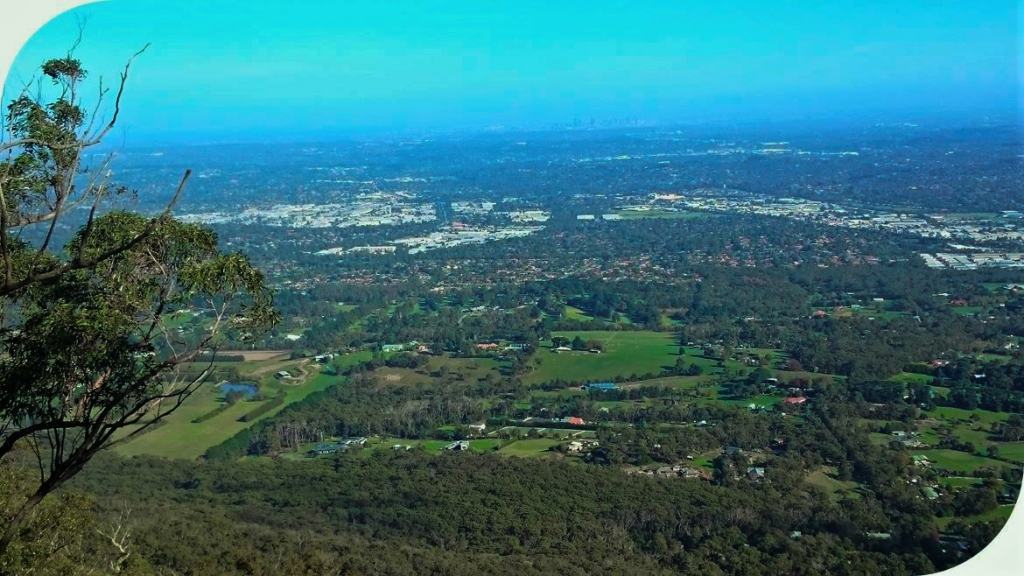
[505,343,528,352]
[747,467,766,481]
[275,370,292,379]
[416,344,432,354]
[655,466,677,477]
[811,309,827,319]
[676,466,710,480]
[381,343,405,353]
[581,382,619,392]
[308,442,344,456]
[475,343,500,351]
[467,422,487,434]
[342,437,367,447]
[445,440,470,451]
[783,396,808,406]
[554,346,573,352]
[564,416,585,426]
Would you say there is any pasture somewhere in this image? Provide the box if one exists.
[115,352,367,460]
[497,438,561,457]
[524,331,681,385]
[918,449,1011,473]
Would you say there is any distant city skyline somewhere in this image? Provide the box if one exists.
[4,0,1021,144]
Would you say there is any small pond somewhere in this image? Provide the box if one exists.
[218,382,259,399]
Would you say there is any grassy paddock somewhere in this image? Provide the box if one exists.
[524,331,681,385]
[114,353,368,460]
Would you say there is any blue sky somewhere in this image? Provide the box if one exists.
[4,0,1020,143]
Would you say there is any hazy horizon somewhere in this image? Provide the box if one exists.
[5,0,1021,145]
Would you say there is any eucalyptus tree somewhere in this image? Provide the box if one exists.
[0,49,277,551]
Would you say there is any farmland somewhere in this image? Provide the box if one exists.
[114,352,368,459]
[523,330,683,385]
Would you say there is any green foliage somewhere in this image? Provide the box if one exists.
[0,54,276,561]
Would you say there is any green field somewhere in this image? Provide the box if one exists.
[805,466,860,500]
[497,438,561,457]
[712,391,785,409]
[375,356,503,388]
[524,331,680,385]
[564,305,595,321]
[924,406,1011,426]
[888,372,934,385]
[918,449,1011,473]
[940,476,984,489]
[115,353,370,460]
[937,505,1015,528]
[995,442,1024,463]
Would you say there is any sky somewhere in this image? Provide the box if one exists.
[3,0,1021,143]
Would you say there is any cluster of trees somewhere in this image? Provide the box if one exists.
[68,449,946,576]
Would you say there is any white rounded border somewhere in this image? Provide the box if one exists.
[0,1,1021,574]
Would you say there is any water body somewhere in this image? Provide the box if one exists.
[218,382,259,399]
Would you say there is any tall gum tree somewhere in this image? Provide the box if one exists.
[0,46,278,555]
